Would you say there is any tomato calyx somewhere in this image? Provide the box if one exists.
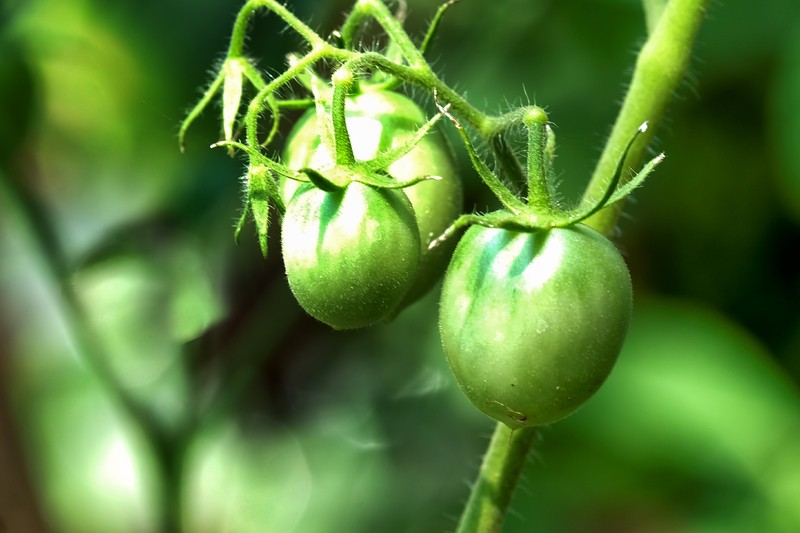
[281,66,449,194]
[430,95,665,248]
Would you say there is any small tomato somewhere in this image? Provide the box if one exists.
[439,223,632,427]
[281,180,420,330]
[282,88,462,307]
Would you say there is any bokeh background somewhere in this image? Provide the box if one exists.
[2,0,799,531]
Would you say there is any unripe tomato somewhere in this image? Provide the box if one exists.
[439,224,632,427]
[282,88,462,306]
[281,180,420,330]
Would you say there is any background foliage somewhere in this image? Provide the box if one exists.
[1,0,799,531]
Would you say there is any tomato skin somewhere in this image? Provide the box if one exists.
[281,181,420,330]
[439,224,632,427]
[282,88,462,307]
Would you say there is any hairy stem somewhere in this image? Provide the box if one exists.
[581,0,710,236]
[229,0,323,57]
[354,0,427,68]
[244,46,330,147]
[456,425,538,533]
[524,109,553,211]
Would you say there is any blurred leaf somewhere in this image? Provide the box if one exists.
[181,422,312,533]
[73,254,189,431]
[8,0,187,257]
[1,174,164,533]
[167,244,226,343]
[19,368,165,533]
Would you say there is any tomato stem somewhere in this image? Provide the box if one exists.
[332,67,357,166]
[354,0,427,69]
[525,109,553,212]
[456,424,538,533]
[229,0,324,57]
[581,0,710,236]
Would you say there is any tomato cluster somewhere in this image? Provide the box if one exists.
[277,85,656,425]
[282,181,420,330]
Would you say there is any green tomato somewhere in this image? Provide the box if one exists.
[282,88,462,306]
[281,180,420,330]
[439,224,633,427]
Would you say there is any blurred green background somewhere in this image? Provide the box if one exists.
[1,0,799,531]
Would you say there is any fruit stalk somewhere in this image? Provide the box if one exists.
[456,425,538,533]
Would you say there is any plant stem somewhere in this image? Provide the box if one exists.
[229,0,323,57]
[331,67,357,166]
[581,0,710,236]
[456,425,538,533]
[524,109,553,211]
[356,0,427,68]
[244,46,329,147]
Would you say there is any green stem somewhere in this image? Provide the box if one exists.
[340,51,490,133]
[581,0,710,236]
[229,0,324,57]
[457,425,538,533]
[244,46,330,147]
[355,0,427,68]
[331,67,356,166]
[524,108,552,211]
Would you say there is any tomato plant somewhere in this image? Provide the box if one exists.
[439,224,632,427]
[281,180,420,330]
[282,87,462,308]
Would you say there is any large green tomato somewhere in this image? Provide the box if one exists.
[282,88,462,307]
[281,180,420,330]
[439,224,633,427]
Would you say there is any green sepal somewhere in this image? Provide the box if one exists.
[353,170,441,190]
[440,104,527,214]
[301,167,343,193]
[489,134,526,195]
[361,108,445,175]
[246,166,272,257]
[234,203,249,244]
[331,67,357,166]
[430,210,524,250]
[222,58,245,146]
[560,121,663,226]
[604,152,665,207]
